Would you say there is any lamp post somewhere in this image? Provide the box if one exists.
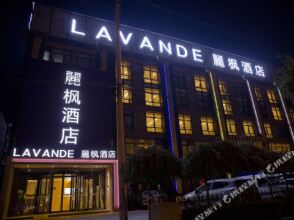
[115,0,128,219]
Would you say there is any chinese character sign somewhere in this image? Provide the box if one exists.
[60,71,82,145]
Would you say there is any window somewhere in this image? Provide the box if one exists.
[144,65,160,84]
[175,88,188,106]
[238,98,251,115]
[146,112,165,133]
[264,123,273,138]
[51,49,64,63]
[201,117,215,135]
[122,85,132,104]
[43,47,99,69]
[271,106,282,120]
[212,182,230,190]
[124,110,134,129]
[197,92,213,111]
[178,114,192,134]
[121,60,131,80]
[254,88,262,101]
[194,75,208,92]
[181,141,195,158]
[269,143,290,153]
[125,139,156,155]
[243,121,255,136]
[219,80,228,95]
[267,89,277,103]
[288,109,294,122]
[289,109,294,122]
[226,119,237,136]
[173,74,186,88]
[222,99,233,115]
[145,88,162,107]
[43,50,50,61]
[258,101,269,118]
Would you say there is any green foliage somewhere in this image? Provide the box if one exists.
[276,55,294,103]
[125,146,182,188]
[184,141,250,180]
[238,144,279,172]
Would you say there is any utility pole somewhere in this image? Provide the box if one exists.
[115,0,128,219]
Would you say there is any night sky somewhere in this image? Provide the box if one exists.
[1,0,294,123]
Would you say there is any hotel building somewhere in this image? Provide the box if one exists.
[1,3,294,219]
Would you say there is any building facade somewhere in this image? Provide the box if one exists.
[1,3,294,219]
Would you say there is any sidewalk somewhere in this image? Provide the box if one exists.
[70,210,148,220]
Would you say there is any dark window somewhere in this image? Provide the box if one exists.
[173,74,186,88]
[238,98,252,116]
[42,48,98,69]
[175,88,188,106]
[235,83,247,97]
[258,101,269,118]
[124,111,134,129]
[212,182,230,190]
[196,92,213,111]
[277,123,290,139]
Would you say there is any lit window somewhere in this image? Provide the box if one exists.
[218,80,228,95]
[178,114,192,134]
[201,117,215,135]
[271,107,282,120]
[194,75,208,92]
[267,89,277,103]
[289,109,294,122]
[226,119,237,136]
[145,88,162,107]
[144,65,160,84]
[122,85,132,104]
[121,60,131,80]
[269,143,290,153]
[254,88,262,101]
[43,50,50,61]
[146,112,165,133]
[222,99,233,115]
[264,123,273,138]
[243,121,255,136]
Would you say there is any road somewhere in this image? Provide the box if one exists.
[70,210,148,220]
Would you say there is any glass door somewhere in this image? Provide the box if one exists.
[24,179,38,214]
[62,176,76,211]
[37,177,51,213]
[51,177,62,212]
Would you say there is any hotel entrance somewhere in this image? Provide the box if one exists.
[5,161,117,218]
[22,173,106,214]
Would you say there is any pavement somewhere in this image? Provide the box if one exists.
[70,210,149,220]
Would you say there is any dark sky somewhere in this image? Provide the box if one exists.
[1,0,294,122]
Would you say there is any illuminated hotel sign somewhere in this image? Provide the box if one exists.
[60,70,82,145]
[12,148,116,159]
[13,61,116,160]
[68,18,266,78]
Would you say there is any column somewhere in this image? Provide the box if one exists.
[161,63,182,194]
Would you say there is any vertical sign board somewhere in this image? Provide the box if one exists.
[13,61,116,159]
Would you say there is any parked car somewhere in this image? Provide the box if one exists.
[183,178,237,203]
[184,173,294,204]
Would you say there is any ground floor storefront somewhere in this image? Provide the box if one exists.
[0,159,119,219]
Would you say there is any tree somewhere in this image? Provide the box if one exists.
[275,55,294,103]
[183,141,250,204]
[126,146,182,193]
